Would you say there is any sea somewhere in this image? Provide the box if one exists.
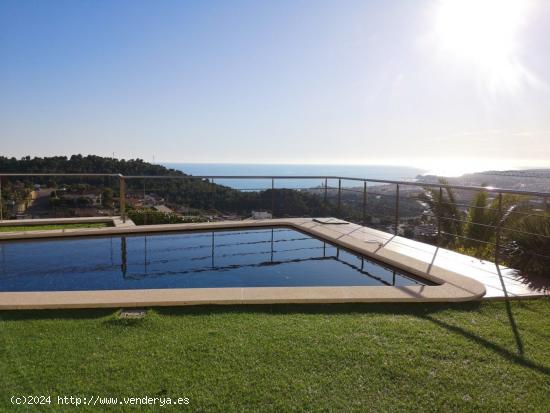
[163,163,427,190]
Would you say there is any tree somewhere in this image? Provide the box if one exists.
[506,213,550,278]
[102,188,114,209]
[420,178,463,247]
[422,182,548,279]
[463,190,526,249]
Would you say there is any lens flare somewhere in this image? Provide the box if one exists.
[434,0,533,91]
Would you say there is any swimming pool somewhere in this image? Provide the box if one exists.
[0,227,432,292]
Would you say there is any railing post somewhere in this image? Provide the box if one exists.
[211,178,215,211]
[495,192,503,264]
[142,178,147,225]
[437,186,442,246]
[337,179,341,218]
[395,184,400,235]
[271,178,275,218]
[119,175,126,223]
[324,178,328,203]
[0,176,3,221]
[362,180,367,226]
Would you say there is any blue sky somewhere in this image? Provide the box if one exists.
[1,0,549,172]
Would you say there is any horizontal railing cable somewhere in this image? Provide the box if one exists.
[3,172,550,197]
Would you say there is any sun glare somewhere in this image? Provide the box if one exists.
[418,158,533,177]
[434,0,532,90]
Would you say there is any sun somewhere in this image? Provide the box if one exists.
[434,0,532,89]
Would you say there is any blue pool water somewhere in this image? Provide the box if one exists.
[0,228,431,292]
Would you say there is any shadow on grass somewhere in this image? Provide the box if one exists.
[495,264,525,357]
[103,317,150,328]
[0,301,483,321]
[154,301,483,317]
[418,264,549,377]
[0,308,117,321]
[421,314,550,376]
[0,308,155,329]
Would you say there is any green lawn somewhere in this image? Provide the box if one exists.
[0,223,111,232]
[1,299,549,412]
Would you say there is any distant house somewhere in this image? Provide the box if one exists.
[59,192,102,206]
[414,224,437,239]
[12,190,38,214]
[153,205,174,214]
[251,211,272,219]
[142,194,164,208]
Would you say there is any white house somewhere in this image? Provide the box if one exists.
[251,211,272,219]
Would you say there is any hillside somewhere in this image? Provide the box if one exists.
[0,155,335,220]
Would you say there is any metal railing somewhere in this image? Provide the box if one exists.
[1,172,549,265]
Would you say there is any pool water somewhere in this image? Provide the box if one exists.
[0,228,432,292]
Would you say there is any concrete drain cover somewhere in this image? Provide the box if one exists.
[119,308,147,319]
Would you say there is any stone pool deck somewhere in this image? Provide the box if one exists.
[298,218,547,300]
[0,218,546,309]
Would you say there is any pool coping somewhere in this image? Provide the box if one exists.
[0,218,487,309]
[0,216,135,230]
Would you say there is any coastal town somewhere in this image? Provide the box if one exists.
[3,167,548,247]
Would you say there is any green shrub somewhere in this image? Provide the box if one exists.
[506,213,550,278]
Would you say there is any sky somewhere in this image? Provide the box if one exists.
[1,0,550,173]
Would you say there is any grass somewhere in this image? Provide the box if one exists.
[1,299,549,412]
[0,223,111,232]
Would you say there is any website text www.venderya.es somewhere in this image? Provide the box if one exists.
[10,395,190,408]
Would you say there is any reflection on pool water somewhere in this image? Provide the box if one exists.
[0,228,432,292]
